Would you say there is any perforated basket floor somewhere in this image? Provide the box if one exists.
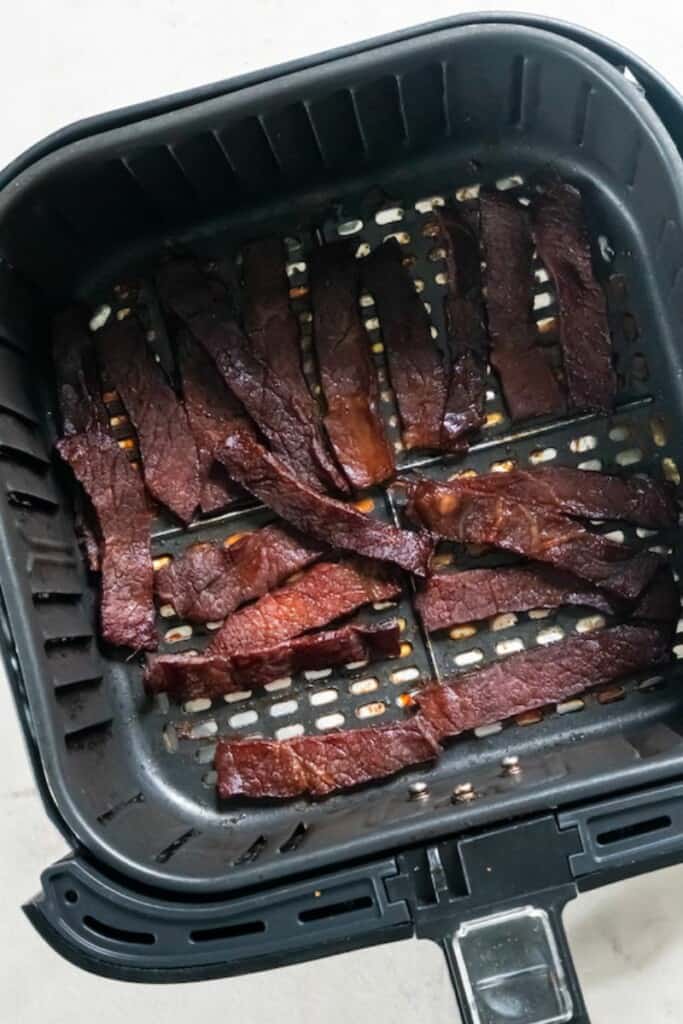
[2,23,683,895]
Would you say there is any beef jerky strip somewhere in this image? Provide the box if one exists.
[215,430,434,576]
[215,624,667,797]
[417,565,616,632]
[309,241,394,488]
[531,183,616,413]
[363,238,450,451]
[632,568,680,627]
[155,524,323,624]
[416,624,667,736]
[175,329,245,514]
[404,477,661,599]
[241,239,349,493]
[208,557,401,656]
[445,466,677,529]
[144,620,400,701]
[96,316,200,523]
[157,257,347,495]
[438,207,488,447]
[480,192,566,421]
[55,308,104,572]
[53,310,156,650]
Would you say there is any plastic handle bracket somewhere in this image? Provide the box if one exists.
[440,895,589,1024]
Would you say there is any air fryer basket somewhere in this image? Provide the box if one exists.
[4,15,683,1010]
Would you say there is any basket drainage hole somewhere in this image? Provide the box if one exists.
[596,814,671,846]
[299,895,373,924]
[64,889,79,905]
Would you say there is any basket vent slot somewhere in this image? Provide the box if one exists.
[190,919,265,943]
[83,915,155,946]
[353,76,405,156]
[279,821,309,854]
[596,814,671,846]
[232,835,267,866]
[299,894,373,924]
[218,117,280,193]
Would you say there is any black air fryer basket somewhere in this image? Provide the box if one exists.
[4,13,683,1022]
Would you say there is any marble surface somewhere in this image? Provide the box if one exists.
[2,3,683,1021]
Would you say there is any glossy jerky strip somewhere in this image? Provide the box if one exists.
[215,625,667,797]
[363,239,449,451]
[215,430,434,576]
[208,558,401,656]
[310,241,394,488]
[144,620,400,701]
[96,316,200,523]
[480,192,565,421]
[241,239,348,493]
[404,477,661,599]
[157,257,346,495]
[53,311,156,650]
[438,208,488,447]
[532,183,616,413]
[175,329,244,514]
[442,466,677,529]
[155,524,323,624]
[417,565,616,632]
[416,624,667,736]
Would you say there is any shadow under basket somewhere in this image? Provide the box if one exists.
[3,18,683,976]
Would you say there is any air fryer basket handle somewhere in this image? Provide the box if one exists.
[439,893,590,1024]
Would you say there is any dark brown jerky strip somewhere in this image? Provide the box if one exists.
[53,307,110,436]
[54,309,105,572]
[96,316,200,523]
[404,477,662,599]
[309,241,394,488]
[531,183,616,413]
[363,239,450,451]
[632,569,680,627]
[442,466,678,529]
[157,257,347,494]
[155,524,323,624]
[53,310,156,649]
[417,565,616,632]
[208,558,401,656]
[175,329,245,514]
[76,506,102,573]
[214,430,434,576]
[215,625,667,797]
[216,717,441,800]
[438,208,488,447]
[480,192,566,421]
[416,624,667,736]
[241,239,348,493]
[144,620,400,701]
[58,433,157,650]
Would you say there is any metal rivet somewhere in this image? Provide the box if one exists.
[408,781,429,801]
[501,755,521,776]
[452,782,474,803]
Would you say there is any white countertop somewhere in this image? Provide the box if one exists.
[2,3,683,1021]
